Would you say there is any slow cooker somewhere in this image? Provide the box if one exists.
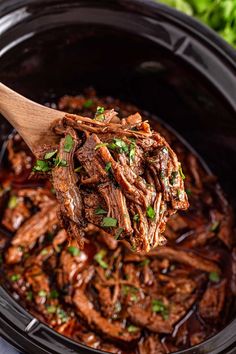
[0,0,236,353]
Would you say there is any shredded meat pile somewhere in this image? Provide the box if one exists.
[0,91,235,354]
[36,106,188,252]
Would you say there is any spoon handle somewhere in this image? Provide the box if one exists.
[0,82,64,154]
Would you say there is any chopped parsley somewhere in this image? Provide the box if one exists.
[50,289,59,299]
[10,274,21,282]
[152,299,169,320]
[57,308,68,323]
[113,138,129,154]
[95,106,105,121]
[33,160,50,172]
[47,305,57,314]
[209,272,220,283]
[146,206,156,220]
[127,325,139,333]
[44,150,57,159]
[83,99,94,108]
[74,166,83,173]
[64,134,74,153]
[170,171,178,185]
[122,285,138,301]
[8,195,18,209]
[105,162,112,172]
[101,217,117,227]
[115,227,124,240]
[95,207,107,215]
[54,157,67,167]
[38,290,47,297]
[26,291,33,301]
[179,164,186,180]
[129,140,136,164]
[210,221,220,232]
[94,249,108,269]
[133,214,139,222]
[95,143,108,150]
[40,249,48,256]
[67,246,80,256]
[140,258,150,267]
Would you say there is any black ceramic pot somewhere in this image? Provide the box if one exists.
[0,1,236,353]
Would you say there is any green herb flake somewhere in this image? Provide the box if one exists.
[102,217,117,228]
[186,189,192,196]
[26,291,33,301]
[64,134,74,153]
[146,206,156,220]
[113,138,129,154]
[95,143,108,150]
[8,195,18,209]
[95,106,105,122]
[10,274,21,282]
[54,157,67,167]
[38,290,47,297]
[74,166,83,173]
[209,272,220,283]
[129,141,136,164]
[140,258,150,267]
[47,305,57,314]
[133,214,140,222]
[40,249,48,256]
[122,285,138,301]
[115,227,124,240]
[32,160,50,172]
[105,162,112,172]
[67,246,80,257]
[83,99,94,108]
[57,308,68,323]
[170,171,178,185]
[44,150,58,160]
[152,299,169,320]
[94,249,108,269]
[50,289,59,299]
[127,325,139,333]
[179,164,186,180]
[95,207,107,215]
[210,221,220,232]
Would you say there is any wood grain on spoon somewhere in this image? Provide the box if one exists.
[0,82,65,155]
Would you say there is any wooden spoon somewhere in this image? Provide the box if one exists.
[0,82,65,155]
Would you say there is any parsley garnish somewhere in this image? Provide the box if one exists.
[133,214,139,222]
[50,289,59,299]
[170,171,178,185]
[8,195,18,209]
[140,258,150,267]
[127,325,139,333]
[209,272,220,283]
[38,290,47,297]
[54,157,67,167]
[67,246,80,256]
[122,285,138,301]
[83,99,94,108]
[57,308,68,323]
[95,143,109,150]
[40,249,48,256]
[95,106,105,122]
[210,221,219,232]
[10,274,21,282]
[44,150,57,159]
[146,206,156,220]
[179,163,186,180]
[26,291,33,301]
[74,166,83,173]
[95,207,107,215]
[94,249,108,269]
[129,140,136,164]
[102,217,117,227]
[113,138,129,154]
[152,299,169,320]
[47,305,57,314]
[33,160,50,172]
[105,162,112,172]
[64,135,74,153]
